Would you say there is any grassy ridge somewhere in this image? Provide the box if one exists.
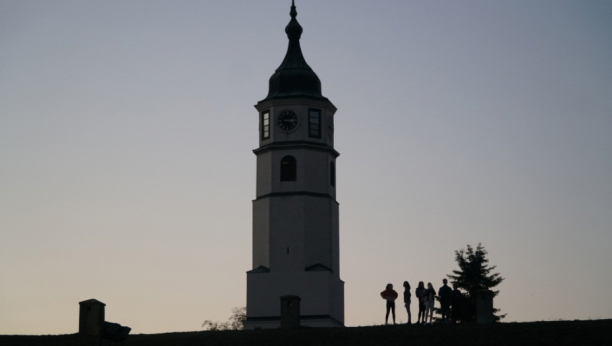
[1,320,610,346]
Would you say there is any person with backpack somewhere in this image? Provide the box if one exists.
[415,281,426,324]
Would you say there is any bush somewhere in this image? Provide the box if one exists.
[202,307,246,331]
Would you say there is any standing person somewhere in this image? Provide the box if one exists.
[380,283,398,325]
[403,281,412,324]
[438,279,453,324]
[424,282,436,325]
[415,281,426,324]
[451,283,463,324]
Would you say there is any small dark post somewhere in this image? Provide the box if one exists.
[79,299,106,335]
[476,289,494,324]
[280,295,301,329]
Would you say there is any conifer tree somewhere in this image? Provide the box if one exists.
[446,243,506,322]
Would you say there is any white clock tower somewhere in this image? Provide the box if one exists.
[245,1,344,329]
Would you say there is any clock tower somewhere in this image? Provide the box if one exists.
[245,1,344,329]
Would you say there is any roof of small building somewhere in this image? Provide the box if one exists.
[280,295,302,300]
[259,0,328,104]
[79,299,106,306]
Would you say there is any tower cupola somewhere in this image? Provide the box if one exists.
[260,0,327,103]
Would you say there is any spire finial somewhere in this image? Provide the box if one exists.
[285,0,302,40]
[290,0,297,19]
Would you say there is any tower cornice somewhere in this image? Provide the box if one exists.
[253,140,339,158]
[255,97,337,114]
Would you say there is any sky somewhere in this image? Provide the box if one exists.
[1,0,611,335]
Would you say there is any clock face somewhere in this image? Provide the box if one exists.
[277,110,299,132]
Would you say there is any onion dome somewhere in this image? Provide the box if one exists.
[259,0,328,103]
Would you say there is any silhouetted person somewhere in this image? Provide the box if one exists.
[438,279,453,324]
[403,281,412,324]
[415,281,426,324]
[424,282,436,325]
[451,283,463,324]
[381,283,398,324]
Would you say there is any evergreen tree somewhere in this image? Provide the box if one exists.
[446,243,506,322]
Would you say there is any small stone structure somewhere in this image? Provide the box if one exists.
[280,295,301,329]
[99,321,131,343]
[79,299,105,335]
[476,289,494,324]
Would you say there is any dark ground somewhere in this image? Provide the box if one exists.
[1,320,611,346]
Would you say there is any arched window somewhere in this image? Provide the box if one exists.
[330,161,335,187]
[281,156,297,181]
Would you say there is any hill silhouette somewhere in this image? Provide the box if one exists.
[1,320,610,346]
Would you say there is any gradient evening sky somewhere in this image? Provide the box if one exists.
[1,0,611,335]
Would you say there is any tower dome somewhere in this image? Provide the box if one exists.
[259,0,328,103]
